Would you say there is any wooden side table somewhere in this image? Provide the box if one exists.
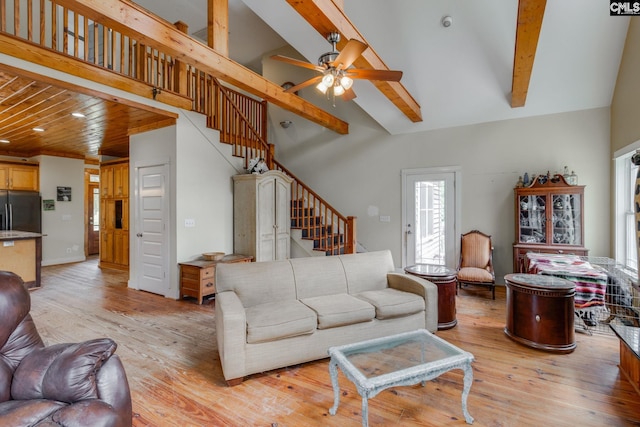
[504,273,576,353]
[179,254,252,304]
[405,264,458,330]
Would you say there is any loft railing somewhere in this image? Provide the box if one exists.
[0,0,356,254]
[0,0,178,91]
[274,160,356,255]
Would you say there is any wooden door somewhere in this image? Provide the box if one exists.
[87,182,100,255]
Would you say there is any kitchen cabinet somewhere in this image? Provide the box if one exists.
[99,159,129,270]
[233,170,293,262]
[513,173,588,272]
[0,162,39,191]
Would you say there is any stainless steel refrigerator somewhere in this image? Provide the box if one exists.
[0,190,42,233]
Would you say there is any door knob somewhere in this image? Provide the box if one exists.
[136,233,143,237]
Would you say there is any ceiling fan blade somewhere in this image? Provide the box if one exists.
[346,68,403,82]
[271,55,324,72]
[331,39,367,70]
[342,88,357,101]
[284,76,323,93]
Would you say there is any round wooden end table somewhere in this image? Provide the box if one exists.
[405,264,458,330]
[504,273,576,353]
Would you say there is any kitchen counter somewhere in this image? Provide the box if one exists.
[0,230,43,240]
[0,230,42,289]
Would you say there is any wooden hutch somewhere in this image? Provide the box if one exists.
[513,173,588,272]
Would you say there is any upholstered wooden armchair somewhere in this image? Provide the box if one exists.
[457,230,496,299]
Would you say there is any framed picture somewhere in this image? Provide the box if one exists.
[57,186,72,201]
[43,199,55,211]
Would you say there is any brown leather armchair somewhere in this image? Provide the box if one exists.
[0,271,132,427]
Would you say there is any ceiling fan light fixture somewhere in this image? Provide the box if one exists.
[333,84,345,96]
[316,81,329,94]
[321,73,335,87]
[339,75,353,90]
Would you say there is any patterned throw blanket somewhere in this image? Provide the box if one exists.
[527,253,607,326]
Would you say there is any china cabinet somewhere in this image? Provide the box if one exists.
[513,174,588,272]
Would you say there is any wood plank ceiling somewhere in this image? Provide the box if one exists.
[0,65,177,161]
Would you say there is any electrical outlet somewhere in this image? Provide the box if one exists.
[379,215,391,222]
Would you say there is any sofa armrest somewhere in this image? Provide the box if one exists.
[215,291,247,383]
[387,273,438,332]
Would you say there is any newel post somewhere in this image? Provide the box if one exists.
[173,21,189,96]
[346,216,357,254]
[267,144,275,170]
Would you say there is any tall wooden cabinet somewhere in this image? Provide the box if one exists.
[99,159,129,270]
[233,170,293,262]
[0,162,39,191]
[513,174,588,272]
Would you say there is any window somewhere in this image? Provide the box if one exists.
[615,149,639,275]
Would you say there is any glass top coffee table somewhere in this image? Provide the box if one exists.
[328,329,474,426]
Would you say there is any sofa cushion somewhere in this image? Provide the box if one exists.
[356,288,426,319]
[340,250,395,294]
[216,260,296,308]
[301,294,375,330]
[290,256,348,299]
[245,301,317,344]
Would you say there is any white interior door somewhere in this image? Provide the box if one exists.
[136,164,169,295]
[402,168,459,268]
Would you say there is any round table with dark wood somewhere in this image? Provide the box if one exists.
[405,264,458,330]
[504,273,576,353]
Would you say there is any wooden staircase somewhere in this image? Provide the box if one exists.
[198,76,356,255]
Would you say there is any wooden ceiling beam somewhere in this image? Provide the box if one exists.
[511,0,547,108]
[286,0,422,123]
[55,0,348,135]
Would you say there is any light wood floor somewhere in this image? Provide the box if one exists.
[28,259,640,426]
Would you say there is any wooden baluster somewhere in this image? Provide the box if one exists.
[62,7,68,54]
[14,0,19,36]
[27,0,33,41]
[346,216,357,254]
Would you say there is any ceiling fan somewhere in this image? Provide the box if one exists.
[271,32,403,101]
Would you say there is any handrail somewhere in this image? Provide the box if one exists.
[274,160,356,255]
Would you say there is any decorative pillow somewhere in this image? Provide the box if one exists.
[12,338,116,403]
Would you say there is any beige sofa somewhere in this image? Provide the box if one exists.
[215,250,438,384]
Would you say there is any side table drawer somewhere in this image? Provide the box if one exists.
[180,265,216,304]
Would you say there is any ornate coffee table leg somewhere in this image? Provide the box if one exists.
[329,358,340,416]
[361,395,370,427]
[461,363,474,424]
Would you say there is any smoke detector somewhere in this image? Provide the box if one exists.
[441,16,452,28]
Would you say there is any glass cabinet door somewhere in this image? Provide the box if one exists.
[518,195,546,243]
[551,194,581,245]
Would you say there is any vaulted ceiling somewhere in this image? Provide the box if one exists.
[0,0,631,160]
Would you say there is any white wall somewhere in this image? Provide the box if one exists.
[129,110,243,299]
[37,155,86,265]
[175,110,242,263]
[274,106,611,282]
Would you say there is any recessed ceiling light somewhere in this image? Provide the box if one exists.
[33,127,45,132]
[72,112,85,118]
[0,139,9,143]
